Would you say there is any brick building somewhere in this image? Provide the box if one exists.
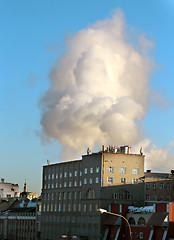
[103,202,174,240]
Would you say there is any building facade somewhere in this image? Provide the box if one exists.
[145,170,174,203]
[0,178,19,199]
[41,145,145,240]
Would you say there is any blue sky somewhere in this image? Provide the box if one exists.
[0,0,174,194]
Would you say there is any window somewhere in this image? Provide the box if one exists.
[107,177,113,184]
[128,217,135,225]
[120,167,126,174]
[64,182,66,187]
[68,192,71,200]
[146,195,150,201]
[166,183,171,189]
[79,180,82,186]
[78,191,81,199]
[166,196,171,201]
[153,195,157,201]
[84,168,87,174]
[96,167,99,173]
[73,192,76,199]
[86,189,95,199]
[56,173,58,179]
[48,174,50,180]
[159,195,164,201]
[153,183,156,189]
[73,203,76,212]
[160,183,164,189]
[113,189,133,200]
[139,232,143,239]
[64,172,67,178]
[52,173,54,179]
[132,168,139,175]
[89,178,93,184]
[69,182,72,187]
[84,178,87,184]
[79,170,82,176]
[69,172,72,177]
[74,171,77,177]
[90,168,93,173]
[60,173,62,178]
[51,183,54,188]
[108,167,114,173]
[96,177,99,184]
[63,192,66,200]
[146,182,151,189]
[68,203,71,212]
[83,204,87,212]
[121,178,126,184]
[58,192,61,200]
[89,204,92,212]
[138,217,146,225]
[78,203,81,212]
[74,181,77,187]
[132,179,138,184]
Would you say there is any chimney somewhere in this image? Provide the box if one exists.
[171,170,174,175]
[147,170,151,173]
[1,178,5,183]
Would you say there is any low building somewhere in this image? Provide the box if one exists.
[0,178,19,199]
[103,202,174,239]
[0,197,41,239]
[145,170,174,202]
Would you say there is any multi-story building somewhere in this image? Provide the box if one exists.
[0,178,19,199]
[145,170,174,202]
[41,145,145,240]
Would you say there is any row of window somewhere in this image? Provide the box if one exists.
[43,189,96,202]
[42,202,98,213]
[146,195,172,201]
[107,177,138,184]
[44,167,100,181]
[108,167,139,175]
[44,177,99,189]
[43,191,81,201]
[146,182,172,189]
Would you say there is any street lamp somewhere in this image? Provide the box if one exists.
[97,208,132,240]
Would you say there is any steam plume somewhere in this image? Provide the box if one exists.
[40,10,155,159]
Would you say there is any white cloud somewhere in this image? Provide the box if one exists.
[40,9,157,160]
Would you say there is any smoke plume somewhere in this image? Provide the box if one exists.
[40,10,156,160]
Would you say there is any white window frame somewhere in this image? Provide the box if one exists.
[90,168,93,174]
[108,167,114,173]
[132,168,139,175]
[121,178,126,184]
[107,177,113,184]
[120,167,126,174]
[132,179,138,184]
